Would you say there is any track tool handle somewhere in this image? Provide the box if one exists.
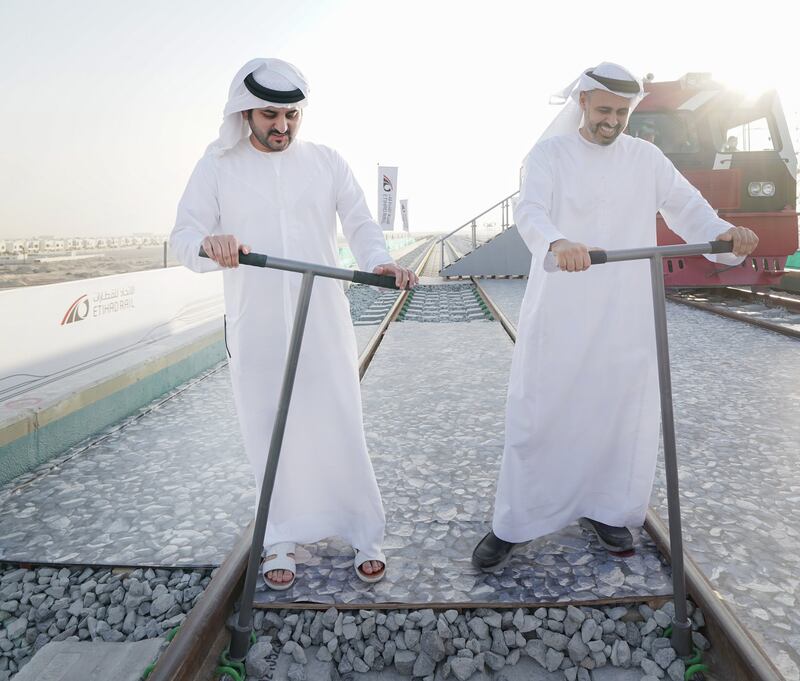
[543,239,733,272]
[543,249,606,273]
[198,247,400,289]
[351,270,402,289]
[709,239,735,254]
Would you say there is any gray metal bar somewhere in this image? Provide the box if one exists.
[603,242,728,262]
[471,221,477,249]
[229,270,316,661]
[440,239,445,270]
[249,253,363,282]
[544,241,733,273]
[649,255,692,656]
[199,249,398,289]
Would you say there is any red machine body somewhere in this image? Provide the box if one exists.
[628,74,798,287]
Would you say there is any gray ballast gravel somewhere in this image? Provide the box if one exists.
[238,601,709,681]
[0,563,212,680]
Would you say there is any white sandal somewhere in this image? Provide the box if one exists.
[354,549,386,584]
[261,542,296,591]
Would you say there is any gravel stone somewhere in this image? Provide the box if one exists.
[5,617,27,640]
[653,610,672,628]
[467,617,489,639]
[413,651,436,677]
[541,630,569,652]
[149,593,175,618]
[580,618,597,643]
[545,647,564,672]
[654,646,676,669]
[692,631,710,650]
[610,639,631,667]
[567,632,590,664]
[420,631,445,662]
[450,656,476,680]
[526,639,547,667]
[394,649,416,675]
[667,658,686,681]
[491,628,509,656]
[642,657,666,678]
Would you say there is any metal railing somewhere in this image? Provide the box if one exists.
[438,192,519,271]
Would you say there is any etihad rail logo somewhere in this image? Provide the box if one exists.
[60,286,136,326]
[61,295,90,325]
[382,174,393,192]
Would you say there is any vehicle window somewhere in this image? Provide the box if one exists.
[627,113,700,153]
[720,117,775,152]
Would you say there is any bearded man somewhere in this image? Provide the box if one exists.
[473,62,757,570]
[171,58,417,589]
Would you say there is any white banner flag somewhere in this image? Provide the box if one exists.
[377,166,398,230]
[400,199,409,231]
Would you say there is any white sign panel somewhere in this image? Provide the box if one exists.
[377,166,398,230]
[0,267,223,402]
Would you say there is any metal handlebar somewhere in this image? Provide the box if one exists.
[543,240,734,272]
[198,248,403,289]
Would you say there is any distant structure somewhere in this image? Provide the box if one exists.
[0,233,168,258]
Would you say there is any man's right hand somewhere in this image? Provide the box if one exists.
[201,235,251,268]
[550,239,592,272]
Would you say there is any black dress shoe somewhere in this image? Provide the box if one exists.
[579,517,634,553]
[471,531,529,572]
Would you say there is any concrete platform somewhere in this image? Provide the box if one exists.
[12,638,163,681]
[253,322,672,607]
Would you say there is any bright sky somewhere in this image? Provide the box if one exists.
[1,0,798,238]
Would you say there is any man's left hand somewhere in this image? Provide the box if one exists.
[373,263,418,290]
[716,226,759,257]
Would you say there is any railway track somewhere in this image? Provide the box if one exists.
[156,252,790,681]
[666,286,800,341]
[4,245,791,681]
[471,276,785,681]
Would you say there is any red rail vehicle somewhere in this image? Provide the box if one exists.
[627,73,798,287]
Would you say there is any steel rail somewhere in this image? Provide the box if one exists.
[644,512,784,681]
[147,523,252,681]
[666,293,800,341]
[357,239,438,377]
[471,276,785,681]
[148,238,437,680]
[441,238,466,274]
[719,286,800,314]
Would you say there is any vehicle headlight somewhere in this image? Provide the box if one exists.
[748,181,777,197]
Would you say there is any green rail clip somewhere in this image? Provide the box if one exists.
[141,626,182,680]
[214,666,243,681]
[215,630,257,680]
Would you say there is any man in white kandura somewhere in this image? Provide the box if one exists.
[472,62,758,570]
[171,58,417,590]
